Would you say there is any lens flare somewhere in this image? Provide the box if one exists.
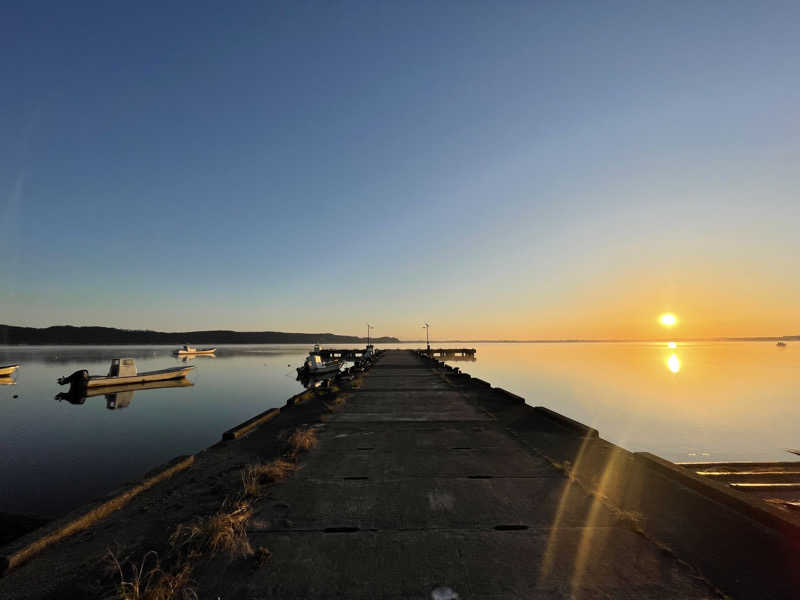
[660,314,677,326]
[667,354,681,373]
[667,341,677,349]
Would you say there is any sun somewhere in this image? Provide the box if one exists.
[659,314,677,327]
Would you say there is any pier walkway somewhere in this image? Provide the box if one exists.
[233,350,713,598]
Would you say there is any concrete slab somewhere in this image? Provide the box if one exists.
[334,390,489,422]
[315,422,518,453]
[199,528,712,599]
[250,475,615,531]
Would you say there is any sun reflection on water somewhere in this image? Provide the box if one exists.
[667,354,681,373]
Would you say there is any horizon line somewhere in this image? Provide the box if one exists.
[2,324,798,344]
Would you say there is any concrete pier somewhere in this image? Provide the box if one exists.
[240,351,713,598]
[2,350,800,598]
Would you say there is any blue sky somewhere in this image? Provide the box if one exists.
[2,2,799,339]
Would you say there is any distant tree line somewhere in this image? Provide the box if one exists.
[0,325,399,345]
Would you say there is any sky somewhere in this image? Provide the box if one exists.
[2,1,799,341]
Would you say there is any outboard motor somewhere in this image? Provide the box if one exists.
[57,369,89,388]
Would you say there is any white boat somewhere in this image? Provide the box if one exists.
[297,346,342,375]
[58,358,195,389]
[0,364,20,377]
[174,345,216,356]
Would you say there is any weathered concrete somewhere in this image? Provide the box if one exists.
[196,351,716,598]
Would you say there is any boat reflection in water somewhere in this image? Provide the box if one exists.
[177,353,216,363]
[55,379,194,409]
[0,377,16,386]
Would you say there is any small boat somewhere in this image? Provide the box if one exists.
[174,345,216,356]
[58,358,194,389]
[777,341,787,347]
[0,364,20,376]
[297,345,342,376]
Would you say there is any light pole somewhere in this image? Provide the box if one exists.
[366,323,374,347]
[422,323,430,352]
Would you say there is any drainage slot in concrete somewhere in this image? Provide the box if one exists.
[324,526,360,533]
[451,447,472,450]
[356,447,375,450]
[467,475,493,479]
[494,525,529,531]
[343,476,369,480]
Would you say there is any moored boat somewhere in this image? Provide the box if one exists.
[777,341,787,347]
[174,345,216,356]
[0,364,20,377]
[58,358,194,389]
[297,345,343,376]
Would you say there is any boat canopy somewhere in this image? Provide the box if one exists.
[108,358,137,377]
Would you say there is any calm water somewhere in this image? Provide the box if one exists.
[1,342,798,517]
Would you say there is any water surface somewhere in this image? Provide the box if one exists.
[0,345,309,516]
[1,341,797,517]
[440,341,800,464]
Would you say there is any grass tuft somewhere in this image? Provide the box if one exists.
[107,549,196,600]
[255,545,272,567]
[241,459,299,497]
[170,502,253,559]
[288,427,318,454]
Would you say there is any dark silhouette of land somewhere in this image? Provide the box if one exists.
[0,325,399,346]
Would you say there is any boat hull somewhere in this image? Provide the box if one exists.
[85,378,194,396]
[85,366,195,388]
[175,348,216,355]
[298,362,341,375]
[0,364,20,376]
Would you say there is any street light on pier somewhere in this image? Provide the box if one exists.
[367,323,374,347]
[422,322,430,352]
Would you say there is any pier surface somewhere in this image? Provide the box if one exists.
[243,351,712,598]
[3,350,800,598]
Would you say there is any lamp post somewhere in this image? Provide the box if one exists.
[422,323,430,353]
[367,323,374,347]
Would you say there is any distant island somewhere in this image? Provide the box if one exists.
[0,325,399,346]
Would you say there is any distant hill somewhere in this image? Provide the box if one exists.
[0,325,399,345]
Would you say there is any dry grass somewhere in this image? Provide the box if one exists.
[288,427,318,454]
[241,459,299,497]
[107,550,197,600]
[255,545,272,567]
[170,502,253,559]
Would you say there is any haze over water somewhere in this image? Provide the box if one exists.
[1,342,797,517]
